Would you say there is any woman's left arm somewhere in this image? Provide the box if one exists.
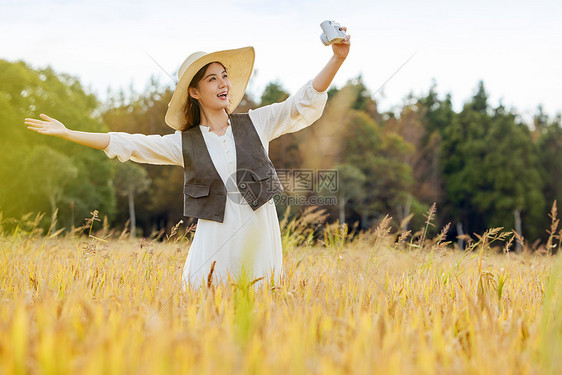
[248,26,351,143]
[312,26,351,92]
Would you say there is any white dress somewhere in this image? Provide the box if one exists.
[103,80,328,290]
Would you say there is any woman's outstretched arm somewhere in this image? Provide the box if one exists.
[24,114,109,150]
[312,26,351,92]
[25,113,184,166]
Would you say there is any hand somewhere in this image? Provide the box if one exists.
[332,26,351,60]
[24,114,69,138]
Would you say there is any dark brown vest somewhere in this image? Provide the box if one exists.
[181,113,284,223]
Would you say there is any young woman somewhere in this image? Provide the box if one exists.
[24,28,351,291]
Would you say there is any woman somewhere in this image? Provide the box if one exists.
[24,28,351,291]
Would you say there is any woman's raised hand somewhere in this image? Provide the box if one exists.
[24,114,69,138]
[332,26,351,60]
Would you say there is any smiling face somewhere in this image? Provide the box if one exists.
[188,62,231,112]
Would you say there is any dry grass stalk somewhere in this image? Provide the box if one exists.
[418,202,437,248]
[206,260,217,289]
[546,200,559,255]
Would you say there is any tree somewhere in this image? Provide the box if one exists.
[101,77,183,235]
[296,79,413,229]
[440,81,545,244]
[260,81,289,106]
[23,145,78,230]
[475,104,544,240]
[0,59,115,230]
[341,111,413,228]
[441,82,492,238]
[332,164,366,224]
[234,92,258,113]
[347,74,371,111]
[113,162,151,238]
[537,111,562,231]
[385,92,444,229]
[260,82,304,171]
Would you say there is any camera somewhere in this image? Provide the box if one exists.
[319,20,346,46]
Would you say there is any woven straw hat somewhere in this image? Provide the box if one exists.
[164,46,255,131]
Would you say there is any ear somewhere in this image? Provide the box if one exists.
[188,87,200,100]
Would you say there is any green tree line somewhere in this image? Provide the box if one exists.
[1,59,561,246]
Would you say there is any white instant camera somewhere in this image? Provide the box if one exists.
[320,20,346,46]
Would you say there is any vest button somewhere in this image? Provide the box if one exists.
[240,183,246,189]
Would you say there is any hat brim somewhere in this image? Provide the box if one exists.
[165,46,255,131]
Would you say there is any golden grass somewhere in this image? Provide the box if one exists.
[0,208,561,374]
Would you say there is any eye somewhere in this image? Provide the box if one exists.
[209,77,216,81]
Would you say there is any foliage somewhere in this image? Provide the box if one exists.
[101,77,183,235]
[259,81,289,106]
[0,59,115,231]
[2,57,562,243]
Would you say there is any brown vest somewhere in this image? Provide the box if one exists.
[181,113,284,223]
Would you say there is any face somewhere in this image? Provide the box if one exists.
[188,62,231,111]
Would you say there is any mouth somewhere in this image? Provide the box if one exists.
[217,91,228,100]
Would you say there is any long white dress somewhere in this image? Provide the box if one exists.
[103,80,328,290]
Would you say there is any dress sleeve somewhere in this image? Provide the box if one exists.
[248,79,328,143]
[103,130,184,167]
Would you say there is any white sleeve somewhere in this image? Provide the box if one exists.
[248,79,328,143]
[103,130,184,167]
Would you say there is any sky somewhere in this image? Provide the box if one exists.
[2,0,561,124]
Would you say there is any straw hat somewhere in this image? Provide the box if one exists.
[164,46,255,131]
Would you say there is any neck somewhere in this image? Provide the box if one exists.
[199,108,229,130]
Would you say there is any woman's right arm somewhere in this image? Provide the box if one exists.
[24,113,184,167]
[25,113,109,149]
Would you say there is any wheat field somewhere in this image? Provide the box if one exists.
[0,208,561,375]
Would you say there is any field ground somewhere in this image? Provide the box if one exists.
[1,211,561,374]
